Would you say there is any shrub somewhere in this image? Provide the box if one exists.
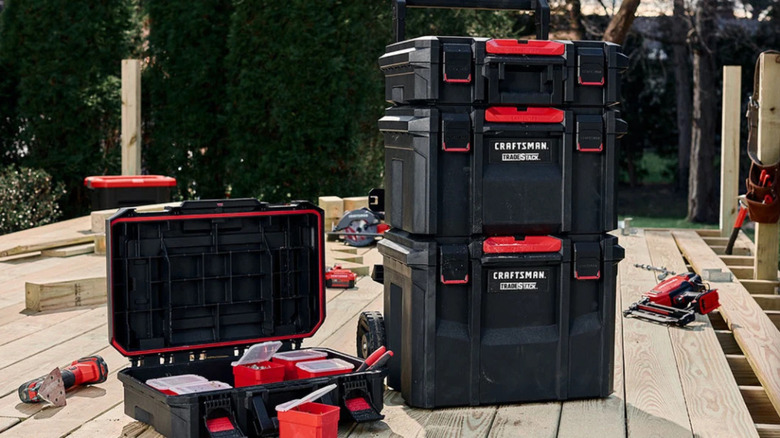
[0,166,66,234]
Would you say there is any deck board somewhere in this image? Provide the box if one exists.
[618,232,693,437]
[645,231,759,437]
[0,221,767,437]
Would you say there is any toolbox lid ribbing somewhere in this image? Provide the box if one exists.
[106,199,326,359]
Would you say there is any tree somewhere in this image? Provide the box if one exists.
[603,0,641,44]
[672,0,692,192]
[687,0,719,222]
[0,0,134,217]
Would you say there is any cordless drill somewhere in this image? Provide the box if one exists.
[18,356,109,407]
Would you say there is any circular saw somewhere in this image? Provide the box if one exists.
[328,208,388,247]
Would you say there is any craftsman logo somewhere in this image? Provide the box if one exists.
[489,139,552,163]
[488,269,550,293]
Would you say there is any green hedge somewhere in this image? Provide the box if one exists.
[0,0,135,218]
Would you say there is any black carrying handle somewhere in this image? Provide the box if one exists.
[393,0,550,42]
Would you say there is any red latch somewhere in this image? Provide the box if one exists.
[486,40,565,56]
[444,73,472,84]
[574,270,601,280]
[206,417,236,433]
[485,107,564,124]
[577,142,604,153]
[483,236,562,254]
[441,275,469,285]
[442,141,471,152]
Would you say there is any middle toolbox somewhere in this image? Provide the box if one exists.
[380,105,627,236]
[106,199,385,437]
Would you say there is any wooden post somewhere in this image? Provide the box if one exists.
[720,66,742,237]
[754,53,780,280]
[121,60,142,176]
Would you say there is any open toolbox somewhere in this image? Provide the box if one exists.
[107,199,385,437]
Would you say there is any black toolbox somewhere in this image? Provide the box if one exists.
[85,175,176,210]
[107,199,384,437]
[377,229,624,408]
[379,105,626,236]
[379,36,627,107]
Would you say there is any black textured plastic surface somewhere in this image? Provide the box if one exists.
[380,106,626,236]
[379,37,627,107]
[378,230,624,408]
[89,186,172,210]
[107,199,325,356]
[119,348,384,438]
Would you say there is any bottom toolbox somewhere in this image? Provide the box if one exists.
[107,199,384,437]
[377,230,624,408]
[119,348,384,437]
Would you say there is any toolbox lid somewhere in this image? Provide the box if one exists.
[295,358,354,373]
[106,199,326,359]
[273,350,328,362]
[84,175,176,189]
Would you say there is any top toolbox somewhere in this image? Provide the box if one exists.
[106,199,385,437]
[380,37,627,107]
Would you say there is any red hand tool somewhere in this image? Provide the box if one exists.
[624,273,720,327]
[18,356,109,407]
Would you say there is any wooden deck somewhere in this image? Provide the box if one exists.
[0,218,779,437]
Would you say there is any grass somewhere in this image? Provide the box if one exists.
[618,216,717,230]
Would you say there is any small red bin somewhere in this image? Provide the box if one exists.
[277,402,340,438]
[233,361,286,387]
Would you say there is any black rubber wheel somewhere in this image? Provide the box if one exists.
[348,280,355,288]
[356,311,385,359]
[326,279,333,288]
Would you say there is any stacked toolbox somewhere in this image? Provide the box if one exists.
[375,0,627,408]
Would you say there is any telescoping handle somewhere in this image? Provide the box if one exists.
[393,0,550,42]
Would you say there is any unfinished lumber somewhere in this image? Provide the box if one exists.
[721,66,742,237]
[94,234,106,255]
[0,216,93,258]
[715,330,742,354]
[741,386,780,424]
[696,229,723,237]
[733,266,757,280]
[754,52,780,280]
[90,202,180,234]
[486,403,560,438]
[742,280,780,295]
[343,196,368,212]
[712,245,752,256]
[722,255,756,266]
[617,233,692,437]
[318,196,344,220]
[40,243,95,258]
[756,424,780,438]
[754,295,780,311]
[122,59,141,176]
[25,277,106,312]
[703,236,729,246]
[729,354,763,386]
[646,230,758,437]
[675,230,780,419]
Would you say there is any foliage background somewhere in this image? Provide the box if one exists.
[0,0,777,227]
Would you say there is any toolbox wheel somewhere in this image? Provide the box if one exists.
[357,311,385,359]
[326,279,333,288]
[348,280,355,288]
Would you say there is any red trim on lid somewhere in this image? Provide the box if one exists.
[575,270,601,280]
[84,175,177,189]
[442,141,471,152]
[108,209,325,357]
[441,275,469,285]
[486,39,565,56]
[485,107,564,124]
[483,236,562,254]
[577,143,604,153]
[443,73,472,84]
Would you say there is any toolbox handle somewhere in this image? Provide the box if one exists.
[485,107,564,124]
[485,39,564,55]
[483,236,562,254]
[178,198,262,214]
[393,0,550,42]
